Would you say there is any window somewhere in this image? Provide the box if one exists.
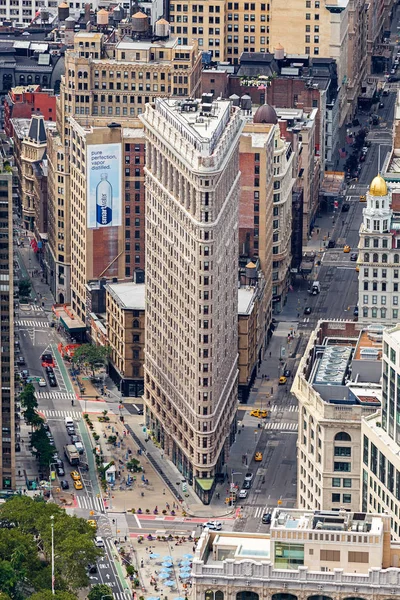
[343,478,352,488]
[342,493,352,503]
[334,462,351,472]
[364,253,369,262]
[332,478,341,487]
[334,447,351,457]
[348,552,369,563]
[320,549,340,561]
[335,431,351,441]
[331,493,340,503]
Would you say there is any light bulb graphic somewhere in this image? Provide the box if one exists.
[96,173,113,226]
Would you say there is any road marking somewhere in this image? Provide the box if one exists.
[16,320,49,328]
[41,409,82,419]
[269,404,298,412]
[30,305,45,312]
[265,422,298,431]
[36,391,77,400]
[303,317,310,323]
[76,494,105,513]
[252,506,272,519]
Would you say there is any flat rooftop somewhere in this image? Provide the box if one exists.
[116,38,177,50]
[105,281,145,310]
[238,287,255,316]
[272,508,384,535]
[210,535,271,562]
[11,117,56,139]
[154,97,232,148]
[353,327,383,360]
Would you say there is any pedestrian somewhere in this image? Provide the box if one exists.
[141,559,144,568]
[163,488,165,495]
[269,351,271,357]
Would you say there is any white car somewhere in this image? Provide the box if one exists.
[239,489,248,499]
[94,536,105,547]
[38,378,47,387]
[74,441,84,455]
[203,521,222,531]
[244,472,254,482]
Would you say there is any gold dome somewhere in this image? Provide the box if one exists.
[369,174,388,197]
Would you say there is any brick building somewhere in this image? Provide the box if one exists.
[4,85,56,138]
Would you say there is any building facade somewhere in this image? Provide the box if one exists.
[105,281,145,398]
[191,508,400,600]
[362,323,400,539]
[0,165,15,490]
[292,320,382,513]
[141,97,243,502]
[357,174,400,326]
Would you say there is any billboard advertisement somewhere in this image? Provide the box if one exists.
[87,143,122,229]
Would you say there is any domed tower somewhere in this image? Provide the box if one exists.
[253,103,278,125]
[358,173,394,326]
[362,174,391,234]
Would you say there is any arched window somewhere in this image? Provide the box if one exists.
[395,254,400,264]
[364,253,369,262]
[382,254,388,263]
[19,75,25,84]
[237,594,259,600]
[27,74,32,83]
[215,592,224,600]
[42,75,48,84]
[308,596,333,600]
[363,307,368,318]
[335,432,351,441]
[272,595,297,600]
[35,75,40,84]
[373,253,379,263]
[381,308,387,319]
[205,592,214,600]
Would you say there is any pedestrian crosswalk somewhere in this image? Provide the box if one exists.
[269,404,298,412]
[76,494,105,512]
[16,320,49,328]
[41,409,81,420]
[251,506,273,519]
[265,422,298,431]
[36,391,76,400]
[30,305,45,312]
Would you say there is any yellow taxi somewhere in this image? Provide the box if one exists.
[74,479,83,490]
[343,245,351,253]
[355,265,359,272]
[87,519,97,528]
[254,452,263,462]
[279,376,287,385]
[70,470,81,481]
[250,409,268,419]
[359,195,366,202]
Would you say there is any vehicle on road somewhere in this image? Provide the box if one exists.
[48,374,57,387]
[87,519,97,528]
[87,564,97,574]
[45,366,54,375]
[309,281,320,295]
[70,470,80,481]
[64,445,80,466]
[203,521,222,531]
[262,513,272,525]
[56,465,65,477]
[354,306,359,316]
[254,452,263,462]
[67,426,75,436]
[343,245,351,253]
[244,472,254,482]
[279,376,287,385]
[17,356,25,365]
[74,479,83,490]
[65,417,74,428]
[250,409,267,418]
[60,480,69,490]
[242,480,251,490]
[21,369,29,379]
[304,307,312,315]
[350,253,358,261]
[94,536,105,547]
[38,378,46,387]
[74,441,84,454]
[359,195,366,202]
[239,489,248,499]
[327,239,336,248]
[379,102,385,108]
[283,369,291,377]
[342,203,350,212]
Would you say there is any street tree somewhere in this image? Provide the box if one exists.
[30,591,78,600]
[72,344,109,376]
[18,278,31,298]
[87,584,114,600]
[19,384,37,409]
[30,427,56,468]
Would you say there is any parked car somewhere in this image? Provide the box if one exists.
[45,366,54,375]
[56,465,65,477]
[17,356,25,365]
[48,375,57,387]
[74,441,84,455]
[60,480,69,490]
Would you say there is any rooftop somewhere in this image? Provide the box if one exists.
[11,117,56,140]
[238,287,256,316]
[271,508,384,535]
[105,281,145,310]
[116,37,178,51]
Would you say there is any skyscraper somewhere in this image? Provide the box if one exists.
[0,164,15,490]
[141,97,243,502]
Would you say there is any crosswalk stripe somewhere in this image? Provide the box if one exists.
[252,506,272,519]
[265,422,298,431]
[76,494,105,513]
[41,409,81,420]
[30,305,45,312]
[269,405,298,412]
[36,391,76,399]
[16,320,49,328]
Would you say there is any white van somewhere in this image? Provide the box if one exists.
[65,417,74,428]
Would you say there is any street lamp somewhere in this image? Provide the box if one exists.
[50,515,55,595]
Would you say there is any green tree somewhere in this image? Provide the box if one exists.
[0,592,12,600]
[72,344,109,376]
[30,592,78,600]
[88,584,114,600]
[19,384,37,409]
[18,278,31,298]
[30,427,56,468]
[0,560,17,597]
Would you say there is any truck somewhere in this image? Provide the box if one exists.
[64,444,79,466]
[310,281,320,295]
